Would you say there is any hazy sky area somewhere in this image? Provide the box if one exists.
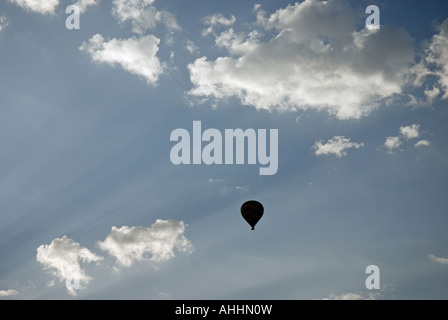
[0,0,447,300]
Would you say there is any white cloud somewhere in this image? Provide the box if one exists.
[98,219,193,267]
[0,289,18,297]
[186,39,199,54]
[8,0,59,15]
[73,0,100,13]
[424,86,441,103]
[425,19,448,99]
[79,34,163,85]
[222,185,249,194]
[429,254,448,265]
[202,13,236,36]
[213,28,261,56]
[36,236,103,296]
[112,0,180,35]
[400,124,420,140]
[208,178,223,184]
[384,124,428,152]
[313,136,363,157]
[322,292,380,300]
[415,140,430,147]
[188,0,414,119]
[112,0,155,22]
[0,16,8,33]
[161,11,180,30]
[384,136,401,153]
[408,18,448,103]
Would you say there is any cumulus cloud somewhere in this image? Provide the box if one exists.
[73,0,100,13]
[408,18,448,104]
[35,220,193,295]
[425,19,448,99]
[384,124,428,152]
[429,254,448,265]
[186,39,199,54]
[0,289,18,297]
[8,0,59,15]
[202,13,236,36]
[98,219,193,267]
[112,0,180,35]
[424,86,441,103]
[384,136,402,153]
[0,16,8,33]
[400,124,420,140]
[313,136,363,157]
[79,34,163,85]
[188,0,415,119]
[415,140,430,147]
[36,236,103,296]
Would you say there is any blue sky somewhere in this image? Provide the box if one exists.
[0,0,447,299]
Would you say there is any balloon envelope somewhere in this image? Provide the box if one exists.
[241,200,264,230]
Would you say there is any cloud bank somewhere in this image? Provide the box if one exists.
[35,219,193,294]
[188,0,415,119]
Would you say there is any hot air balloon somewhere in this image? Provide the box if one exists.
[241,200,264,230]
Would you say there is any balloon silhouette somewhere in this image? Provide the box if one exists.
[241,200,264,230]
